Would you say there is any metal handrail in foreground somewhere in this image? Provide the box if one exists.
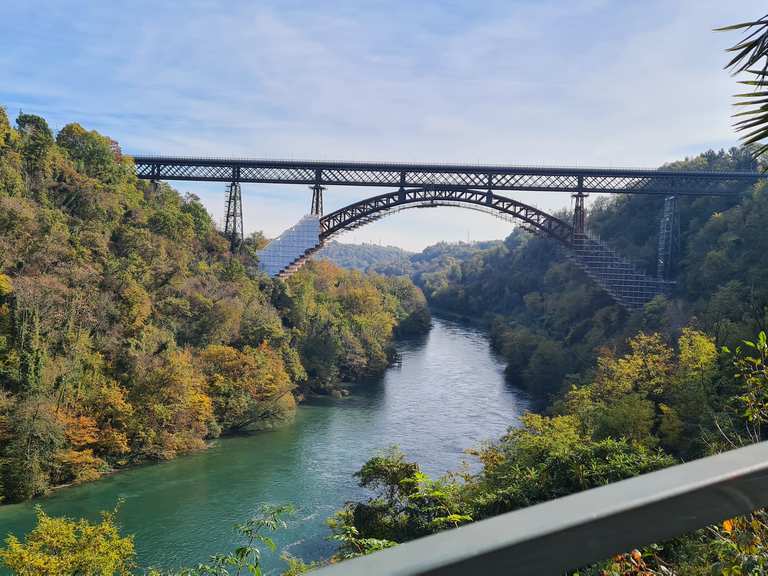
[311,441,768,576]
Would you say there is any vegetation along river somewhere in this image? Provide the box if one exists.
[0,317,529,573]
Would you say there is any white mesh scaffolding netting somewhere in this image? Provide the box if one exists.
[257,215,322,277]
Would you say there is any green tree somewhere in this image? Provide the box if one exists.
[3,398,64,501]
[726,330,768,441]
[16,114,53,201]
[56,123,132,185]
[331,446,470,546]
[159,505,294,576]
[0,108,24,198]
[0,106,430,504]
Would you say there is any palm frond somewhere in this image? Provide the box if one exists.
[721,14,768,159]
[733,90,768,97]
[733,106,768,118]
[715,20,768,32]
[733,98,768,107]
[754,143,768,157]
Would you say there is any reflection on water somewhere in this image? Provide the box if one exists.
[0,317,529,574]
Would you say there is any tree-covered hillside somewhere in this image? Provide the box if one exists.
[316,241,412,273]
[404,148,762,399]
[0,108,430,502]
[4,117,768,573]
[326,147,768,575]
[317,239,504,279]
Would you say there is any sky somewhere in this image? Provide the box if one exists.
[0,0,764,250]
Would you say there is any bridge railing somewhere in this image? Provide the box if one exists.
[310,440,768,576]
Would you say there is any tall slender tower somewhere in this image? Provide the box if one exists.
[656,195,678,279]
[224,182,244,252]
[571,176,587,242]
[310,169,324,216]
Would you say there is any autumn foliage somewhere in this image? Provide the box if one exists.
[0,107,430,502]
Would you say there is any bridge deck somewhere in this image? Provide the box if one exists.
[132,156,764,196]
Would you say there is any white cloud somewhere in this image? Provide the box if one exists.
[1,0,764,249]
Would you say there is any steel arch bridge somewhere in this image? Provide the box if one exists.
[318,186,573,244]
[132,155,766,309]
[132,155,765,242]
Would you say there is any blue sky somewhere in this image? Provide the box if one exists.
[1,0,763,250]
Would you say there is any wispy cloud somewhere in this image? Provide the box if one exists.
[1,0,763,249]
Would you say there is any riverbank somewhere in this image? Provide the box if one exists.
[0,317,528,574]
[0,120,433,505]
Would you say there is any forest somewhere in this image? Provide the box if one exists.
[9,139,768,574]
[317,241,412,273]
[0,108,430,507]
[4,23,768,573]
[322,148,764,401]
[316,146,768,575]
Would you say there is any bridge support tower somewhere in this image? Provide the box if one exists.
[572,177,587,240]
[224,182,244,252]
[311,170,324,216]
[657,195,678,280]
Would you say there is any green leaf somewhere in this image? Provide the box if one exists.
[715,20,768,32]
[733,91,768,98]
[235,545,250,559]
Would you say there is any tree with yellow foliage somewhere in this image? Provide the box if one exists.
[0,506,135,575]
[199,343,296,431]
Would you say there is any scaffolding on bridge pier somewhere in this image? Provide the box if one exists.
[567,233,672,310]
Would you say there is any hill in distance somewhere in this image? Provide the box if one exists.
[317,239,502,276]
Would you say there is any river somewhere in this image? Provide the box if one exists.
[0,317,529,574]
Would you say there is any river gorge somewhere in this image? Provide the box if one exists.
[0,317,529,573]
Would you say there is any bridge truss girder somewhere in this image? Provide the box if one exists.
[133,157,763,197]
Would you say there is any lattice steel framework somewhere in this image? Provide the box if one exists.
[657,196,679,280]
[319,187,573,243]
[134,155,764,308]
[310,169,324,216]
[224,182,243,252]
[133,156,764,196]
[569,235,670,309]
[313,187,667,309]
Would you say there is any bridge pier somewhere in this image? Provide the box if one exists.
[310,169,324,215]
[656,195,678,279]
[224,182,244,252]
[572,178,587,240]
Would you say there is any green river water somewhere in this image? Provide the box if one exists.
[0,317,529,574]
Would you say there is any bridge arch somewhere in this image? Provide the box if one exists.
[319,187,574,244]
[313,186,671,310]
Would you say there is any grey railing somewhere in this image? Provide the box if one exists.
[312,441,768,576]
